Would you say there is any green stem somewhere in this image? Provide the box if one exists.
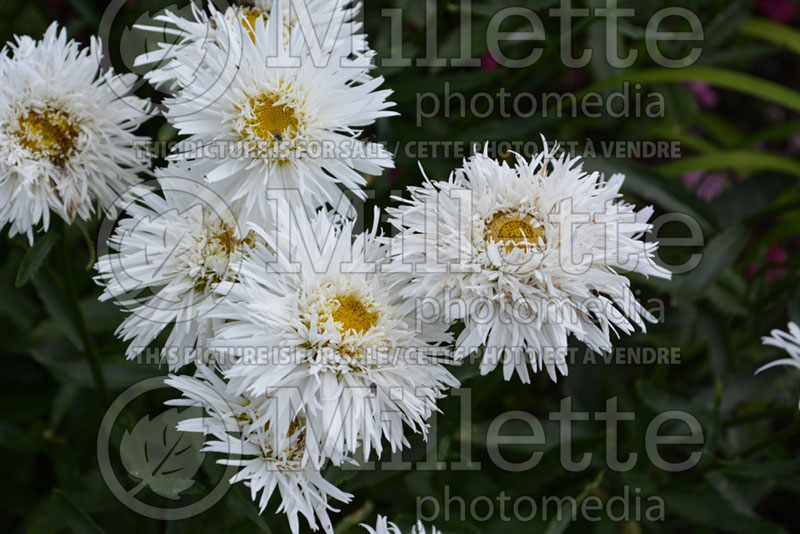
[58,220,109,404]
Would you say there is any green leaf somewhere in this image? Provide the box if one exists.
[703,0,754,52]
[31,273,84,350]
[659,151,800,178]
[662,490,785,533]
[740,17,800,56]
[573,67,800,115]
[710,173,796,225]
[582,157,715,232]
[52,489,106,534]
[696,112,746,149]
[544,470,605,534]
[15,232,60,288]
[674,224,749,301]
[717,458,800,478]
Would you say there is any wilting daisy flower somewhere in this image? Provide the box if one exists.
[157,1,395,219]
[212,208,457,460]
[386,144,671,383]
[135,0,368,92]
[758,322,800,380]
[0,22,150,242]
[361,515,441,534]
[95,163,266,370]
[166,366,351,534]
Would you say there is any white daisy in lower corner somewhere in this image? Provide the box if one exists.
[166,366,352,534]
[758,323,800,404]
[0,22,151,242]
[361,516,441,534]
[212,208,458,460]
[386,143,671,383]
[94,163,267,371]
[158,0,395,219]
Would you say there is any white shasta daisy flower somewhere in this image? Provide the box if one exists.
[212,208,458,460]
[361,515,441,534]
[0,23,150,242]
[158,1,395,219]
[135,0,368,92]
[95,163,266,370]
[759,322,800,373]
[166,366,351,534]
[386,144,671,383]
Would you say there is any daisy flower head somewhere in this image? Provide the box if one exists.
[159,0,395,219]
[361,515,441,534]
[95,163,268,370]
[0,22,151,242]
[386,142,671,383]
[212,206,458,461]
[166,366,352,534]
[135,0,368,96]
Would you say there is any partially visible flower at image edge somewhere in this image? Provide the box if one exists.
[361,515,441,534]
[758,322,800,407]
[0,22,151,243]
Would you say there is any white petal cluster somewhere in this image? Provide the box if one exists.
[164,207,457,532]
[166,366,352,533]
[95,163,266,370]
[137,0,395,220]
[361,515,441,534]
[759,322,800,373]
[0,23,150,242]
[53,0,678,530]
[386,145,671,383]
[136,0,367,92]
[215,208,458,459]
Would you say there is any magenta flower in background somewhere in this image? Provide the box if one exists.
[681,170,705,189]
[766,244,790,282]
[757,0,798,22]
[682,171,728,201]
[747,244,790,282]
[481,51,499,72]
[686,81,719,109]
[696,173,728,201]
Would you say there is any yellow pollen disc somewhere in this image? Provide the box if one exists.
[241,8,264,42]
[246,94,298,143]
[486,211,545,251]
[332,295,378,334]
[15,107,79,166]
[194,227,256,292]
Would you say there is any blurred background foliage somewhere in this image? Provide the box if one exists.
[1,0,800,532]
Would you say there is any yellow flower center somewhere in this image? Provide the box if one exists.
[486,211,545,251]
[194,226,257,293]
[332,295,378,334]
[14,107,79,166]
[240,7,265,42]
[244,94,299,145]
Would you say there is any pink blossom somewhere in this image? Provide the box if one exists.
[757,0,797,22]
[681,170,705,189]
[766,244,789,264]
[481,51,499,72]
[696,173,728,201]
[686,81,719,109]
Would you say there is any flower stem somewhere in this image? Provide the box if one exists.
[59,220,109,404]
